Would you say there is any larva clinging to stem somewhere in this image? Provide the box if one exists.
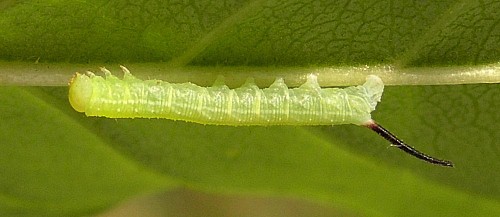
[69,66,453,167]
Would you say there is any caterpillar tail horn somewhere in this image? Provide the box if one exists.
[364,120,454,167]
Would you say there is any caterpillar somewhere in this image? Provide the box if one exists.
[69,66,453,167]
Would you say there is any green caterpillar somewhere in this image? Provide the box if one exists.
[68,66,453,167]
[69,66,382,125]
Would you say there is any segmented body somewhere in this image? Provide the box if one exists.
[69,66,384,126]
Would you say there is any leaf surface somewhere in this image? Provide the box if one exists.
[0,1,499,216]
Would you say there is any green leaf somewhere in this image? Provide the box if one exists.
[0,1,499,217]
[0,87,175,217]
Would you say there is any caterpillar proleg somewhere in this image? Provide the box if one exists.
[68,66,453,167]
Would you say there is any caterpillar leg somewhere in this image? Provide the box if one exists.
[364,120,454,167]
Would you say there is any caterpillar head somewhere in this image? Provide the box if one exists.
[68,73,92,112]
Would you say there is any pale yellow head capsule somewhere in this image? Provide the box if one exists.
[68,73,93,113]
